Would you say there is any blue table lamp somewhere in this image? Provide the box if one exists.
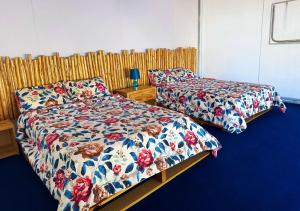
[130,68,140,90]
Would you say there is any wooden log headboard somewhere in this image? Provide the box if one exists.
[0,47,197,121]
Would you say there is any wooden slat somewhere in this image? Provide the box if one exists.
[0,47,197,121]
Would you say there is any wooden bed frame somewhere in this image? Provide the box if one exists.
[90,150,211,211]
[157,102,272,130]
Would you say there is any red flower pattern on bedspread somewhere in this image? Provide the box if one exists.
[113,164,122,175]
[32,91,39,95]
[158,117,171,123]
[54,86,66,95]
[179,96,186,104]
[137,149,154,168]
[253,98,259,109]
[54,170,66,190]
[164,69,171,75]
[104,132,124,141]
[16,95,221,210]
[170,142,176,151]
[214,107,224,117]
[45,133,59,148]
[71,177,92,205]
[96,82,106,92]
[184,131,198,146]
[28,116,39,126]
[197,91,206,99]
[280,106,286,113]
[148,106,160,112]
[104,117,119,124]
[75,116,90,121]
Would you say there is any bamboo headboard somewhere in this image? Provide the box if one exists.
[0,47,197,121]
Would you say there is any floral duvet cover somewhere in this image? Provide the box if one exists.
[156,78,286,134]
[17,94,221,211]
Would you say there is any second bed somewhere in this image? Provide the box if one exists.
[148,68,286,134]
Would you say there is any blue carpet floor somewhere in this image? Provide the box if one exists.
[0,103,299,211]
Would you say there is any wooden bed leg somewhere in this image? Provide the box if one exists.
[155,170,167,183]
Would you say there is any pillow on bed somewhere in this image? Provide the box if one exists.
[174,68,196,80]
[148,68,181,86]
[15,82,68,113]
[64,77,110,99]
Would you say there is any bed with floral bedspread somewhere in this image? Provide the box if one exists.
[17,94,221,211]
[156,78,286,134]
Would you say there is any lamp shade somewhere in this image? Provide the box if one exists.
[130,68,140,80]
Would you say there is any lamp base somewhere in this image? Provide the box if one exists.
[132,79,139,90]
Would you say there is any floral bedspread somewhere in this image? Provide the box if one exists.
[156,78,286,134]
[17,94,221,211]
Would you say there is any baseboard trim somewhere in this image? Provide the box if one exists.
[282,97,300,105]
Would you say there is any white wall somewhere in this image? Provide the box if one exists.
[2,0,298,98]
[201,0,300,99]
[0,0,198,57]
[200,0,264,83]
[260,0,300,99]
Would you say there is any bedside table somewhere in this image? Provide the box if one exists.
[0,120,19,159]
[115,85,156,105]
